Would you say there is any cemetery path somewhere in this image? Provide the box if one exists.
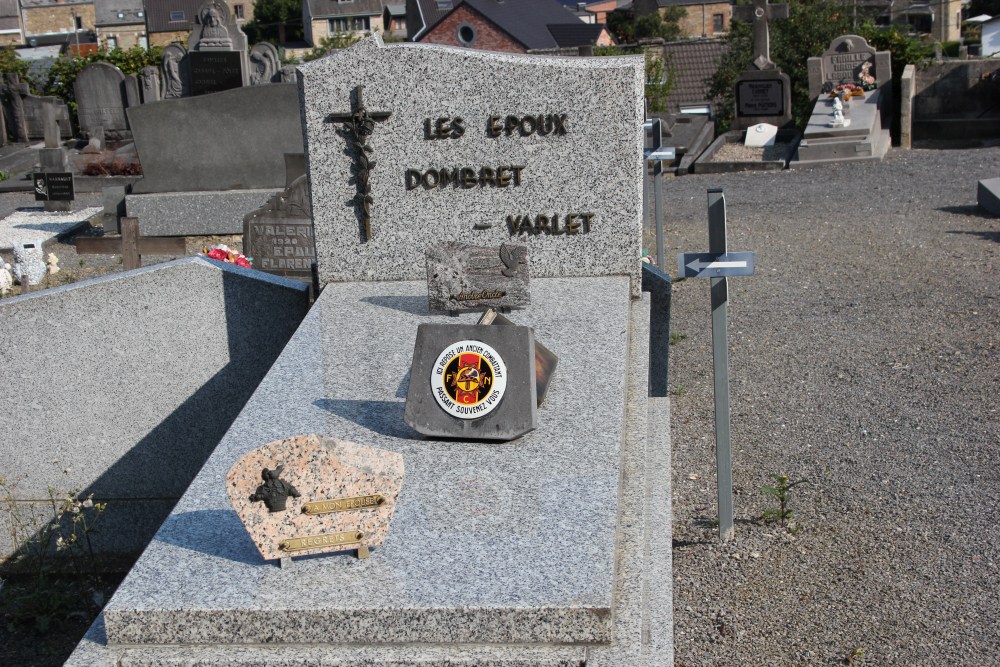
[662,147,999,666]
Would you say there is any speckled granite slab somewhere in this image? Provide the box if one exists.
[67,278,672,665]
[227,435,404,561]
[298,36,644,295]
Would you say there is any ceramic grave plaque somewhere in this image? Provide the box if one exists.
[226,434,404,561]
[404,324,536,440]
[425,241,529,312]
[297,35,643,295]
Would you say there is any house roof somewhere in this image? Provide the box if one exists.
[0,17,18,32]
[427,0,594,49]
[144,0,201,33]
[660,39,725,111]
[410,0,459,39]
[95,0,146,26]
[546,22,607,47]
[385,3,406,16]
[0,0,17,18]
[306,0,384,19]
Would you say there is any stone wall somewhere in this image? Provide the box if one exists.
[96,25,146,50]
[671,3,731,40]
[419,3,523,53]
[150,29,190,47]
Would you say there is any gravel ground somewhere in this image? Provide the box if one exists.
[657,147,999,666]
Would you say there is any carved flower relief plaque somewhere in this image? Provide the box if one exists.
[226,435,404,562]
[425,241,529,313]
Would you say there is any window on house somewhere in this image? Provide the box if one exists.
[107,35,117,48]
[74,15,82,29]
[169,10,186,21]
[234,3,244,19]
[457,22,476,46]
[712,13,724,33]
[137,10,143,17]
[117,11,124,18]
[436,1,453,9]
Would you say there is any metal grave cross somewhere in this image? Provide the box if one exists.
[677,189,755,541]
[733,0,789,70]
[325,84,392,242]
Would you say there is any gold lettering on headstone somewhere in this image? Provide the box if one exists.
[278,530,365,553]
[301,494,385,515]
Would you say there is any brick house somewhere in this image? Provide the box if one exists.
[303,0,384,46]
[415,0,613,53]
[0,0,22,45]
[94,0,147,48]
[21,0,96,44]
[144,0,251,46]
[633,0,730,39]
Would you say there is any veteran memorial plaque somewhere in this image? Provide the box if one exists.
[404,324,537,440]
[226,434,404,562]
[425,241,529,312]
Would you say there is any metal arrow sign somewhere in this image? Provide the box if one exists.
[678,252,755,279]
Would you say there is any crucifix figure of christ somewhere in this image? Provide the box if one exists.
[325,85,391,242]
[732,0,789,71]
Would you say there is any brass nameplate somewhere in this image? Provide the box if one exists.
[302,494,385,515]
[279,530,364,553]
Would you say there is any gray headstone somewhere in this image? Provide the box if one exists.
[74,62,129,140]
[124,73,141,110]
[243,174,315,278]
[42,100,59,148]
[809,34,878,97]
[425,241,529,312]
[161,43,188,98]
[403,323,537,440]
[102,184,127,233]
[141,66,161,103]
[978,177,1000,216]
[188,0,249,91]
[733,69,792,130]
[128,83,303,194]
[298,35,643,294]
[0,257,310,560]
[38,147,71,212]
[3,73,27,142]
[249,42,280,85]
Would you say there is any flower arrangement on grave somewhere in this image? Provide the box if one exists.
[856,62,877,91]
[830,83,866,99]
[201,243,252,268]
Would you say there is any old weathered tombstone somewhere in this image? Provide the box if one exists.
[731,0,793,131]
[242,172,315,279]
[140,66,161,103]
[187,0,249,94]
[227,434,404,562]
[161,43,188,98]
[794,34,892,164]
[68,37,672,667]
[123,73,141,109]
[74,62,130,140]
[249,42,280,85]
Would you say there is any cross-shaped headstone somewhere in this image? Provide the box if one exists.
[733,0,789,71]
[76,218,187,271]
[325,85,392,242]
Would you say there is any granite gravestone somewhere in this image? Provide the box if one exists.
[188,0,249,95]
[227,434,404,562]
[425,241,529,312]
[242,174,316,278]
[731,0,793,131]
[74,62,130,140]
[299,34,643,295]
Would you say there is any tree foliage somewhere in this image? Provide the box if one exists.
[709,0,931,131]
[243,0,304,44]
[645,51,676,112]
[0,46,29,80]
[635,7,684,42]
[302,31,363,62]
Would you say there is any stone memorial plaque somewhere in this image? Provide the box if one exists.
[744,122,778,147]
[226,434,404,562]
[478,308,557,407]
[737,79,784,117]
[32,172,74,201]
[245,218,315,278]
[404,324,536,440]
[425,241,529,312]
[298,35,643,295]
[190,52,243,96]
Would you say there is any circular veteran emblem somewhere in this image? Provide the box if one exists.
[430,340,507,419]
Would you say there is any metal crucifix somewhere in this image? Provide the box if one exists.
[325,85,391,242]
[733,0,789,71]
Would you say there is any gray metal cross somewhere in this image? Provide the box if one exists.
[733,0,789,70]
[325,85,392,242]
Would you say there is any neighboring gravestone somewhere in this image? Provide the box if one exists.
[249,42,280,85]
[731,0,792,131]
[188,0,249,94]
[161,43,188,98]
[74,62,129,140]
[124,73,141,109]
[141,66,161,102]
[425,241,529,312]
[807,33,891,123]
[243,174,316,278]
[978,177,1000,216]
[226,435,404,562]
[299,34,643,294]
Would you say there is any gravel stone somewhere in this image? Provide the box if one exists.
[654,147,1000,666]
